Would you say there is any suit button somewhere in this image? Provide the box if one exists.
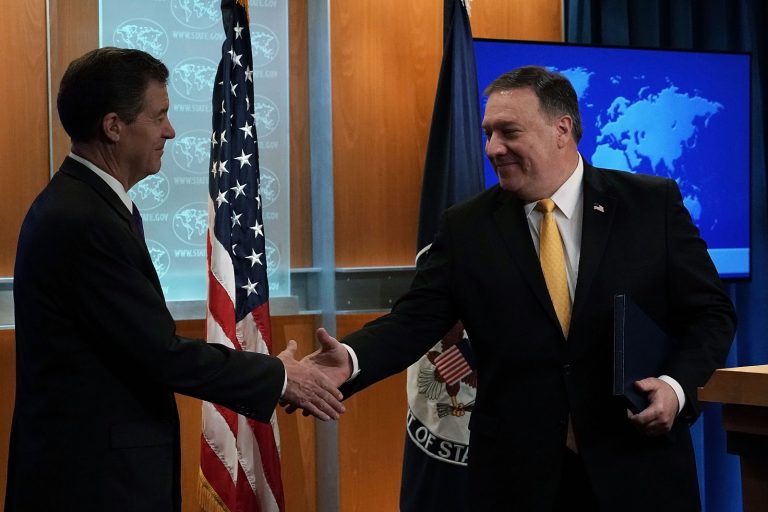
[563,363,572,375]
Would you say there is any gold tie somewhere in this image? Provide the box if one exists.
[537,199,578,451]
[536,199,571,337]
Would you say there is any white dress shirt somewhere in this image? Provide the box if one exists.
[69,152,133,212]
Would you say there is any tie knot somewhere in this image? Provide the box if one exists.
[536,198,556,214]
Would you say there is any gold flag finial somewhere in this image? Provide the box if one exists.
[236,0,250,23]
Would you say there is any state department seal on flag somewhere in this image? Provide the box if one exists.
[405,322,476,466]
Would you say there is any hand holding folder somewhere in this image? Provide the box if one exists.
[613,294,671,414]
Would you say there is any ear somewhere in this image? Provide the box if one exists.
[101,112,121,143]
[555,115,573,148]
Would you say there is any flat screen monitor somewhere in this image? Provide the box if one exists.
[474,39,751,279]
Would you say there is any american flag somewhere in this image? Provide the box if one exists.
[433,335,474,386]
[199,1,284,511]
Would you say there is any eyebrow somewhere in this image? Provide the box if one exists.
[482,121,520,130]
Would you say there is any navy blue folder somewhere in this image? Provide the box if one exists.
[613,294,671,413]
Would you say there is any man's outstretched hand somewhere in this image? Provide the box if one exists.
[281,328,354,416]
[277,339,345,421]
[304,328,353,387]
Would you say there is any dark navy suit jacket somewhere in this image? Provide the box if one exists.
[341,162,736,511]
[6,157,284,511]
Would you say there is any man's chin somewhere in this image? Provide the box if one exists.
[496,171,521,190]
[498,181,519,192]
[498,178,535,200]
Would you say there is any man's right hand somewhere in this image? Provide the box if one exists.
[277,340,345,421]
[303,328,353,387]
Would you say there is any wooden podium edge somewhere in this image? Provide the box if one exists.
[697,365,768,511]
[698,365,768,408]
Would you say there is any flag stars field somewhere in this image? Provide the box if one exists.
[235,149,252,168]
[250,220,263,238]
[241,278,258,296]
[245,249,263,267]
[240,120,254,139]
[230,180,247,197]
[216,190,228,207]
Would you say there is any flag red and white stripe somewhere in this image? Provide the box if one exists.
[199,1,284,510]
[434,342,473,386]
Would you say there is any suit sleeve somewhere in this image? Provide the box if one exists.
[661,179,737,421]
[67,209,284,423]
[340,216,460,397]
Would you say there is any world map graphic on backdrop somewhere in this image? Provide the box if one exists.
[102,0,291,301]
[475,41,751,277]
[558,67,722,229]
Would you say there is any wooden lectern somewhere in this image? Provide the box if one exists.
[699,365,768,512]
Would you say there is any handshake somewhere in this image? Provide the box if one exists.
[276,328,353,421]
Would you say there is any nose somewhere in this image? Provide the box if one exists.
[164,118,176,139]
[485,132,506,158]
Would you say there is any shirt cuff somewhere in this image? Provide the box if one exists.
[658,375,685,414]
[342,343,361,381]
[280,371,288,398]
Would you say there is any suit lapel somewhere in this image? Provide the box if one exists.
[58,158,159,288]
[572,164,616,323]
[491,189,562,330]
[59,157,136,233]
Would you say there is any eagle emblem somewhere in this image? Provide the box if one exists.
[417,321,477,418]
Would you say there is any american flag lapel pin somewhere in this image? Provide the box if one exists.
[593,203,605,213]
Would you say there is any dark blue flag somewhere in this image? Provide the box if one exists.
[400,1,484,510]
[415,0,485,252]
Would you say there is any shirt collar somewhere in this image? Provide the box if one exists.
[524,154,584,218]
[68,152,133,213]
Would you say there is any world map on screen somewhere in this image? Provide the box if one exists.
[558,67,722,226]
[475,41,750,277]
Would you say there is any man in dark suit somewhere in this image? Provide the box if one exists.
[302,66,736,511]
[6,47,344,512]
